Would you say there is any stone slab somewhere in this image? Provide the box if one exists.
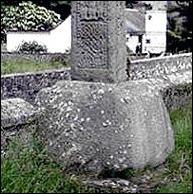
[1,98,38,128]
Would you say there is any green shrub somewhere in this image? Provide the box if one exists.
[17,41,47,54]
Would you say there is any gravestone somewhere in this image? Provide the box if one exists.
[35,1,174,175]
[71,1,127,83]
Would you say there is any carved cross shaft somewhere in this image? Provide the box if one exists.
[71,1,127,83]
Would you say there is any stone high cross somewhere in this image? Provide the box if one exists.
[36,1,174,174]
[71,1,127,83]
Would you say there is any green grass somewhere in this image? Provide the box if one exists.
[1,135,91,193]
[155,103,192,193]
[1,59,68,75]
[1,103,192,193]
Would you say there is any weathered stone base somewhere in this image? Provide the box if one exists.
[1,98,38,128]
[1,98,39,156]
[35,80,174,174]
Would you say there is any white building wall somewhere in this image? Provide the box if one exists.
[49,16,71,53]
[144,11,167,54]
[126,34,139,53]
[7,32,50,52]
[6,16,71,53]
[143,32,166,54]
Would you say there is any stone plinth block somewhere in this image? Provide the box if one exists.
[1,98,38,129]
[71,1,127,83]
[35,81,174,174]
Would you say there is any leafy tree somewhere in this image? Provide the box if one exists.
[1,0,71,19]
[1,1,62,43]
[167,1,192,53]
[31,0,71,20]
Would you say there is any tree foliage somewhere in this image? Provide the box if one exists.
[1,1,62,43]
[167,1,192,52]
[1,0,71,19]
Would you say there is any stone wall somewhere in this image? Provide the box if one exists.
[134,70,192,111]
[1,68,71,104]
[129,53,192,80]
[1,53,192,105]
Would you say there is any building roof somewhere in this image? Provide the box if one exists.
[125,9,145,34]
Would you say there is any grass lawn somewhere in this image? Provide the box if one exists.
[1,58,69,75]
[155,103,192,193]
[1,103,192,193]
